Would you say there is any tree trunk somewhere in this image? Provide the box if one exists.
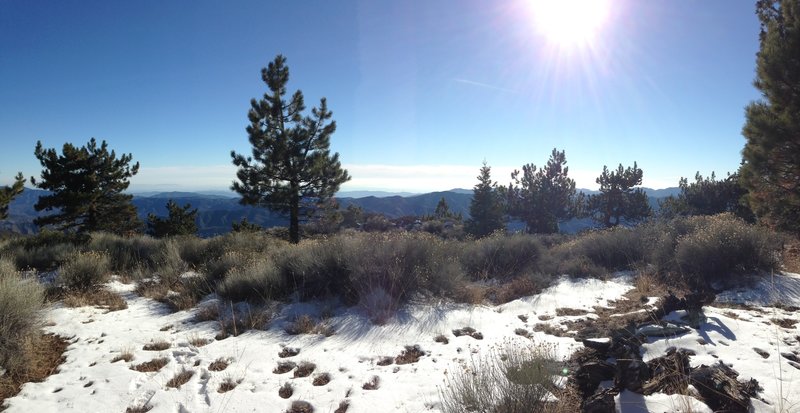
[289,190,300,244]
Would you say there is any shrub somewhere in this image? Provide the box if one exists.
[460,234,544,279]
[277,237,351,301]
[154,239,188,283]
[174,236,209,269]
[439,342,558,413]
[346,232,463,306]
[673,214,780,284]
[2,241,78,272]
[0,259,45,374]
[216,256,286,302]
[557,226,646,271]
[58,251,111,291]
[88,232,162,275]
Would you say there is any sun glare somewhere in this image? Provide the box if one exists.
[528,0,611,47]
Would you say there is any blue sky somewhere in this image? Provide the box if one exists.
[0,0,762,192]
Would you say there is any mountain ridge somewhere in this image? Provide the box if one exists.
[1,186,680,236]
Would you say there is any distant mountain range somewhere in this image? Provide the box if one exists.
[0,186,681,236]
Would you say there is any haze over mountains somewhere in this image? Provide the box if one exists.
[1,187,680,236]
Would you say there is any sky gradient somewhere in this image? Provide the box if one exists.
[0,1,763,193]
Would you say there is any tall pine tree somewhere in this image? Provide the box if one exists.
[231,55,350,243]
[506,149,577,234]
[587,162,651,227]
[32,138,141,234]
[0,173,25,220]
[465,162,505,237]
[741,0,800,233]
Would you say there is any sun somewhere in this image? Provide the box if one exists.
[528,0,611,48]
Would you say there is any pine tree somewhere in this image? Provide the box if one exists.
[341,204,364,229]
[741,0,800,233]
[588,162,651,227]
[465,162,505,237]
[31,138,141,234]
[232,217,262,232]
[659,172,752,220]
[506,149,577,234]
[147,200,198,237]
[434,197,451,220]
[0,172,25,220]
[231,55,351,243]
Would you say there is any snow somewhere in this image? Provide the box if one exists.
[3,273,799,412]
[640,272,800,412]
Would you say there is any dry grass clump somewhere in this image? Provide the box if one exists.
[187,334,210,347]
[439,342,558,413]
[214,302,275,339]
[362,375,380,390]
[62,288,127,311]
[278,382,293,398]
[493,275,540,304]
[0,259,46,375]
[130,357,169,372]
[217,377,239,393]
[333,400,350,413]
[125,403,153,413]
[111,348,134,363]
[142,340,170,351]
[293,361,316,378]
[0,334,67,404]
[273,361,296,374]
[278,347,300,358]
[209,357,230,372]
[286,400,314,413]
[58,251,111,291]
[395,345,425,365]
[312,372,331,386]
[136,275,211,313]
[285,314,334,336]
[166,368,194,388]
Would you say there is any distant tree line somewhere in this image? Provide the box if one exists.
[4,7,800,242]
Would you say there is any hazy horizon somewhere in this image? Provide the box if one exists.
[1,1,761,194]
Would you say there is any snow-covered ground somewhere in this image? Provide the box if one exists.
[3,273,799,412]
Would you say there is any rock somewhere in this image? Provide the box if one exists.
[689,362,760,413]
[582,388,617,413]
[582,338,611,354]
[615,357,650,392]
[635,323,691,338]
[574,361,615,397]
